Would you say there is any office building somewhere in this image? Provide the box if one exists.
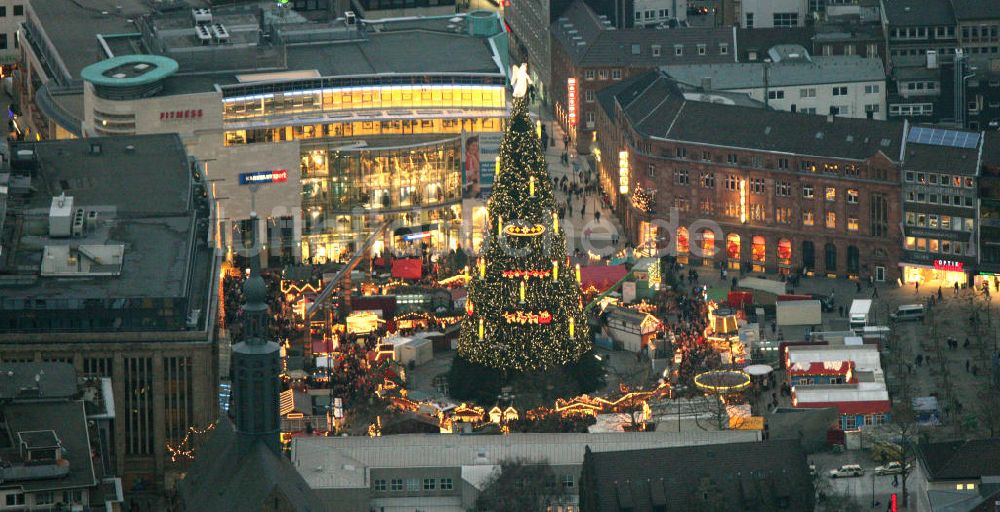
[0,135,219,491]
[0,362,122,510]
[665,44,887,120]
[292,431,760,511]
[550,0,736,154]
[595,70,904,280]
[900,124,981,287]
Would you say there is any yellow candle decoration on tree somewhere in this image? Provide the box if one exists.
[519,280,526,303]
[479,318,484,340]
[575,263,582,283]
[529,176,535,197]
[552,260,559,281]
[553,211,559,231]
[497,215,503,238]
[495,156,501,177]
[569,317,575,337]
[536,120,542,139]
[478,258,486,278]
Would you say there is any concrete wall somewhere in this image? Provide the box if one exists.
[741,0,808,28]
[731,79,887,120]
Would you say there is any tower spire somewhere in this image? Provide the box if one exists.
[242,212,269,346]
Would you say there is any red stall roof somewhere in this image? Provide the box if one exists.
[580,265,628,292]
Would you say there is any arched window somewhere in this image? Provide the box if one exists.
[726,234,741,261]
[777,239,792,265]
[847,246,860,274]
[677,227,689,255]
[802,241,815,270]
[700,229,716,257]
[825,243,837,272]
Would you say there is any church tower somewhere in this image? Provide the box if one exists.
[231,212,282,454]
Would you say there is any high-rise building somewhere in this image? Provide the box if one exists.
[0,134,219,491]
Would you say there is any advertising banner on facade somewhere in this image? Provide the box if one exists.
[463,132,503,199]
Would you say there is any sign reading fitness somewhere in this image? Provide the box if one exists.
[239,169,289,185]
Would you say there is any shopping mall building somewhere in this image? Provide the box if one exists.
[20,2,509,264]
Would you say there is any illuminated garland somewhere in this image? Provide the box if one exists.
[504,223,547,237]
[166,422,217,462]
[501,269,552,279]
[502,311,553,325]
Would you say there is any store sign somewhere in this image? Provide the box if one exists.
[934,259,964,272]
[567,78,578,126]
[618,150,629,195]
[160,109,204,120]
[238,169,288,185]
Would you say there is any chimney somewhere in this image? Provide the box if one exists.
[701,77,712,91]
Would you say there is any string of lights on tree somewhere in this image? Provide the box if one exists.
[456,95,591,372]
[630,186,654,214]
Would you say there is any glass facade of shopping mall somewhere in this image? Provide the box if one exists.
[219,76,508,263]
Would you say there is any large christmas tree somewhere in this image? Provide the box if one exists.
[457,94,591,372]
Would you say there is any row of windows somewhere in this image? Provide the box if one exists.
[905,190,974,208]
[904,237,968,255]
[0,5,23,17]
[904,172,974,188]
[373,478,454,492]
[905,213,975,232]
[582,68,622,81]
[681,200,860,231]
[681,171,862,203]
[667,148,875,178]
[890,103,934,116]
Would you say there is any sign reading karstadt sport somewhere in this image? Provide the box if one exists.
[238,169,289,185]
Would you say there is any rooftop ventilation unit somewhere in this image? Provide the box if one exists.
[345,11,357,25]
[210,23,230,43]
[196,24,212,44]
[192,8,212,24]
[49,194,74,238]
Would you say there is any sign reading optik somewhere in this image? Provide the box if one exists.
[238,169,289,185]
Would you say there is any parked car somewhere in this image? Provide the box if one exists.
[829,464,865,478]
[890,304,925,322]
[874,462,911,475]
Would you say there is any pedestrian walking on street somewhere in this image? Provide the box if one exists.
[594,211,600,222]
[954,281,960,295]
[938,287,943,300]
[915,280,920,294]
[856,281,862,293]
[838,305,844,317]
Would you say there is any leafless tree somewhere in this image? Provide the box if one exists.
[475,458,571,512]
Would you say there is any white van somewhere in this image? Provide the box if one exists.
[890,304,925,322]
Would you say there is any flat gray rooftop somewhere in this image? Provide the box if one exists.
[284,31,499,76]
[0,135,207,302]
[3,401,97,492]
[28,0,155,80]
[664,55,886,90]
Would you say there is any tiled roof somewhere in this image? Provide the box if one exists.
[920,439,1000,480]
[179,416,324,512]
[294,431,760,490]
[949,0,1000,21]
[736,27,814,60]
[584,439,814,512]
[552,0,735,67]
[883,0,955,26]
[601,70,905,161]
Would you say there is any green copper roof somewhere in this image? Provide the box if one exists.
[81,55,179,87]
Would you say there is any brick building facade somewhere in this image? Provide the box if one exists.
[550,0,735,154]
[595,71,905,281]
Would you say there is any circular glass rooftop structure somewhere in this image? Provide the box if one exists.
[81,55,179,100]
